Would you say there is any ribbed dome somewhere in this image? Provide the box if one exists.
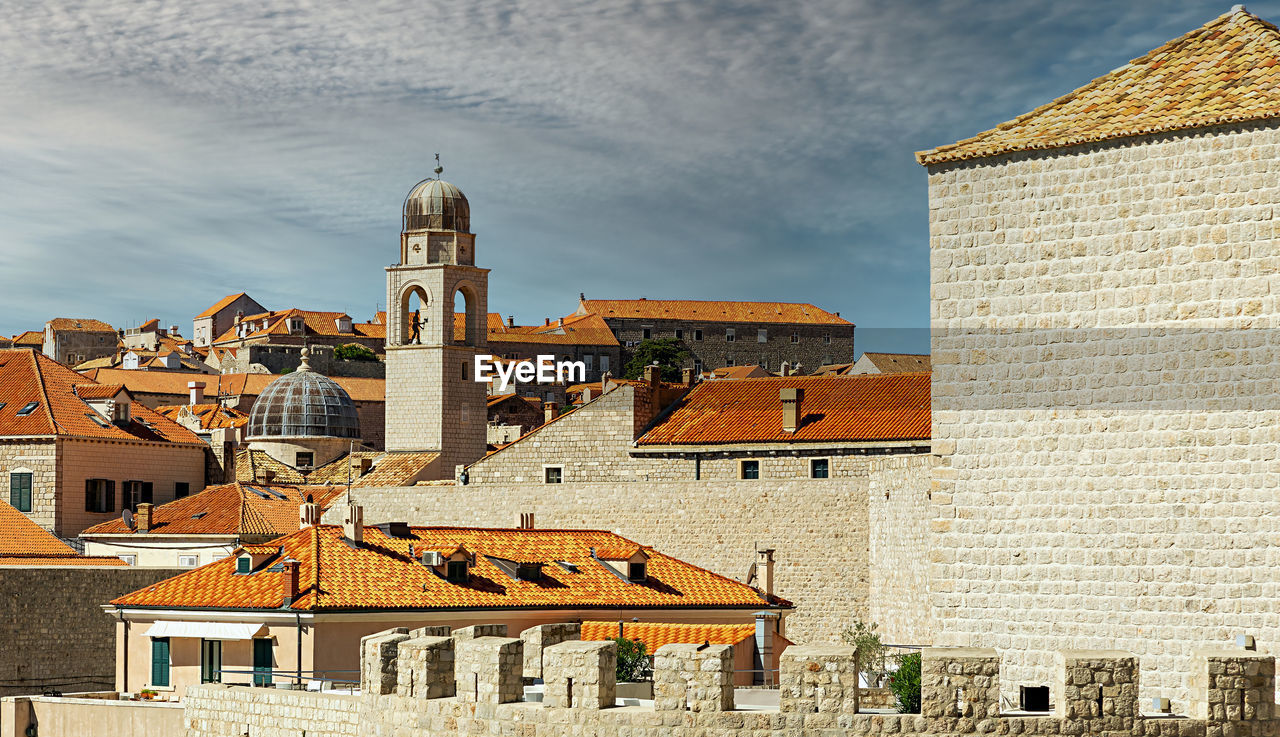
[403,179,470,233]
[247,355,360,440]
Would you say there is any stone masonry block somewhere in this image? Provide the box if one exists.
[653,643,734,712]
[921,647,1000,721]
[395,635,455,699]
[1192,649,1276,722]
[543,639,616,709]
[1054,649,1139,732]
[455,636,523,705]
[359,628,410,696]
[521,622,581,681]
[778,644,860,714]
[410,625,452,638]
[452,623,508,640]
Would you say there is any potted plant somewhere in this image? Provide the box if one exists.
[138,689,157,701]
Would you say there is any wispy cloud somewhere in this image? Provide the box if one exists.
[0,0,1270,348]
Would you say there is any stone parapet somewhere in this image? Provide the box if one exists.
[543,640,616,709]
[779,644,859,714]
[521,622,581,680]
[396,636,455,699]
[920,647,1000,724]
[1192,648,1276,722]
[358,628,409,696]
[1054,649,1139,733]
[653,642,735,712]
[455,636,523,705]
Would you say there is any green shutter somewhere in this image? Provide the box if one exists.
[10,473,31,513]
[253,639,273,686]
[151,638,170,687]
[85,479,94,512]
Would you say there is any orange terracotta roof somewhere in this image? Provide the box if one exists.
[211,309,382,345]
[47,318,114,333]
[488,313,620,347]
[709,366,770,380]
[80,368,384,403]
[581,621,756,652]
[197,293,249,319]
[637,373,931,446]
[234,449,308,484]
[156,403,249,430]
[594,545,644,560]
[83,483,346,537]
[306,451,440,488]
[918,8,1280,165]
[0,350,203,444]
[860,353,931,374]
[578,299,851,326]
[113,525,790,612]
[12,331,43,347]
[813,362,854,376]
[73,383,127,400]
[0,501,126,566]
[138,318,160,332]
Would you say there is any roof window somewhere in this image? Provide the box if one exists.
[446,560,468,583]
[16,402,38,416]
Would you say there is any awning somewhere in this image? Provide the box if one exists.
[143,621,267,640]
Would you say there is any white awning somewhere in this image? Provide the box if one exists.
[143,621,266,640]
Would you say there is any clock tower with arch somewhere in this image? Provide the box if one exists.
[384,170,489,475]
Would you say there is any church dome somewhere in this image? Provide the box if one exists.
[247,351,361,440]
[403,178,470,233]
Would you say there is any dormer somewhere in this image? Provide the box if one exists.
[594,545,650,582]
[285,316,303,335]
[234,546,280,575]
[335,315,352,333]
[419,544,474,583]
[76,384,133,427]
[122,352,141,370]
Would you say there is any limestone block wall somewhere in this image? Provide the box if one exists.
[779,644,859,713]
[653,643,735,712]
[543,640,615,709]
[182,685,360,737]
[522,622,580,681]
[927,122,1280,710]
[347,458,939,645]
[0,440,56,531]
[0,567,182,696]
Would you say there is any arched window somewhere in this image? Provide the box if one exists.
[454,286,478,346]
[399,285,430,345]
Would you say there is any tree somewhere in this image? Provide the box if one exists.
[622,338,690,382]
[613,637,653,682]
[334,343,377,362]
[840,619,888,687]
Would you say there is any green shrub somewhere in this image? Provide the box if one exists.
[890,651,922,713]
[613,637,652,682]
[839,619,887,687]
[334,343,377,361]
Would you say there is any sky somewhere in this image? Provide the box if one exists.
[0,0,1271,356]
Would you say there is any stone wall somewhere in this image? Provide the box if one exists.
[176,636,1280,737]
[927,122,1280,710]
[867,454,934,645]
[0,439,57,532]
[603,316,855,373]
[0,567,182,696]
[347,453,934,645]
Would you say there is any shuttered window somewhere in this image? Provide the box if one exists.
[151,638,170,687]
[9,473,32,513]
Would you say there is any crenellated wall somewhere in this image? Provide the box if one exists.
[176,623,1280,737]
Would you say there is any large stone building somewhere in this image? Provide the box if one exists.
[42,318,117,367]
[575,297,854,374]
[211,308,386,377]
[919,6,1280,710]
[0,349,207,537]
[191,292,266,348]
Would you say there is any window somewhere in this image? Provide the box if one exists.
[725,328,735,342]
[151,638,170,687]
[740,460,760,480]
[516,563,542,581]
[584,354,594,370]
[600,355,610,373]
[295,452,314,470]
[253,639,273,686]
[641,327,652,340]
[823,334,832,345]
[694,329,703,341]
[85,479,114,513]
[122,481,152,511]
[16,402,38,417]
[9,472,32,513]
[201,639,222,684]
[758,358,768,369]
[175,482,190,498]
[693,359,703,374]
[447,560,468,583]
[544,466,563,484]
[236,557,252,574]
[674,329,683,340]
[811,459,830,479]
[757,329,767,343]
[628,561,647,582]
[179,555,199,568]
[119,554,136,566]
[791,332,799,344]
[725,357,735,367]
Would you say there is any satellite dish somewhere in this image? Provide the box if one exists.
[122,508,135,531]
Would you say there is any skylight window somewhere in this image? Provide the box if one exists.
[84,413,110,428]
[16,402,38,416]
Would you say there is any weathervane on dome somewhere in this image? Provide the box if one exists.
[434,153,443,179]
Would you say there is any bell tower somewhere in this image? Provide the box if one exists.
[384,163,489,475]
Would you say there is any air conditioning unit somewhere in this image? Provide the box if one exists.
[421,551,443,567]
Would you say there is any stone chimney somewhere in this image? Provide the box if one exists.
[643,364,660,386]
[582,387,593,403]
[188,381,205,406]
[544,402,558,425]
[756,548,775,596]
[136,503,153,534]
[518,512,535,530]
[507,315,515,328]
[299,501,322,529]
[780,387,803,433]
[349,456,372,477]
[545,317,551,325]
[780,361,790,377]
[601,371,613,392]
[169,324,179,335]
[682,367,695,387]
[282,559,300,606]
[343,503,364,544]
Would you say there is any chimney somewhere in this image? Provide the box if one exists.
[169,324,179,335]
[343,503,363,544]
[643,364,659,386]
[188,381,206,406]
[234,311,243,325]
[282,559,300,606]
[136,503,153,534]
[507,315,515,328]
[544,402,558,424]
[544,317,551,326]
[780,361,790,377]
[582,387,593,403]
[557,317,564,328]
[780,387,803,433]
[601,371,612,392]
[299,501,321,529]
[681,367,694,387]
[518,512,535,530]
[349,456,372,477]
[756,548,775,596]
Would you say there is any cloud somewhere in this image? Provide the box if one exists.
[1,0,1272,351]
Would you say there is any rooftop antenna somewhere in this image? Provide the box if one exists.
[434,153,443,180]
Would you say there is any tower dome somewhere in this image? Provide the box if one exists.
[403,179,470,233]
[247,350,361,440]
